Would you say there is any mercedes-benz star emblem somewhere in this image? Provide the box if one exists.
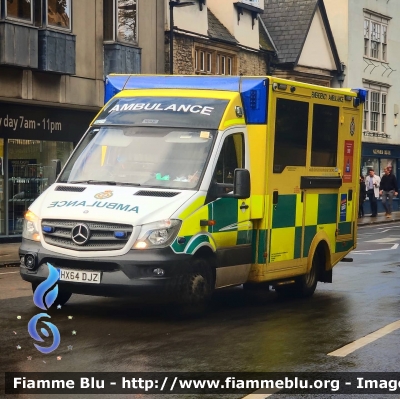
[71,224,90,245]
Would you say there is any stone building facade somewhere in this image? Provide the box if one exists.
[260,0,343,87]
[165,1,272,76]
[166,32,269,76]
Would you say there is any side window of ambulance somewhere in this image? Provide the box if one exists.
[212,133,244,184]
[273,98,309,173]
[311,104,339,167]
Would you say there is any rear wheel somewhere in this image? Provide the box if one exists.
[32,283,72,307]
[275,252,319,298]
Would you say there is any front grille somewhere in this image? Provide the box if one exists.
[135,190,179,197]
[55,186,86,192]
[41,219,133,251]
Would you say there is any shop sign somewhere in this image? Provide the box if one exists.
[372,149,391,156]
[0,103,96,142]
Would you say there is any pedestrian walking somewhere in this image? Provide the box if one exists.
[379,166,398,218]
[358,175,366,218]
[365,169,380,217]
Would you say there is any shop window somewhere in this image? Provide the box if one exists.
[104,0,137,44]
[361,157,379,178]
[311,104,339,167]
[7,139,73,235]
[273,98,309,173]
[6,0,33,23]
[380,158,396,178]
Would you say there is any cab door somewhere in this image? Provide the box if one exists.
[207,131,252,288]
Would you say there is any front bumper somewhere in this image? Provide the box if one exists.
[19,239,193,298]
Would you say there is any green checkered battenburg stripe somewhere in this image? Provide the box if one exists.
[254,194,353,264]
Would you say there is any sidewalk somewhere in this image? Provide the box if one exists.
[357,211,400,226]
[1,212,400,267]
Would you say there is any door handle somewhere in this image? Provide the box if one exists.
[240,204,249,210]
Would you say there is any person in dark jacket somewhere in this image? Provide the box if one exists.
[379,166,398,218]
[359,175,366,218]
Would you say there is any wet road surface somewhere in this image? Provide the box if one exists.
[1,223,400,398]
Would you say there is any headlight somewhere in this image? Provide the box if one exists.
[133,219,181,250]
[22,211,41,242]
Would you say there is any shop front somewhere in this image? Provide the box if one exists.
[0,102,96,239]
[361,142,400,213]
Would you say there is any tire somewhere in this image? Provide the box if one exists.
[170,258,213,315]
[275,252,319,298]
[295,251,319,298]
[32,283,72,307]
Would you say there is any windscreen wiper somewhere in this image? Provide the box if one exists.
[68,180,141,187]
[69,180,117,185]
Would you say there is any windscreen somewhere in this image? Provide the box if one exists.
[58,127,216,190]
[93,97,229,129]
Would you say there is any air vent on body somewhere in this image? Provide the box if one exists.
[55,186,86,192]
[134,190,179,198]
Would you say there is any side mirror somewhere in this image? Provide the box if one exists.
[233,168,250,199]
[209,168,251,201]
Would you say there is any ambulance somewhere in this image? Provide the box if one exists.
[19,75,365,308]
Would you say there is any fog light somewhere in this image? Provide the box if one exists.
[24,254,37,270]
[153,268,165,276]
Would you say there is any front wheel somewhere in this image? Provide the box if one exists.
[169,258,213,315]
[32,283,72,307]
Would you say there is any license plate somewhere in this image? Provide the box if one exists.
[58,269,101,284]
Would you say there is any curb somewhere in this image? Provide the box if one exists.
[357,219,399,227]
[0,263,19,269]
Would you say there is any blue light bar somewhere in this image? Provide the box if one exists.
[104,75,130,104]
[104,75,269,125]
[123,75,240,91]
[352,88,368,104]
[240,78,268,124]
